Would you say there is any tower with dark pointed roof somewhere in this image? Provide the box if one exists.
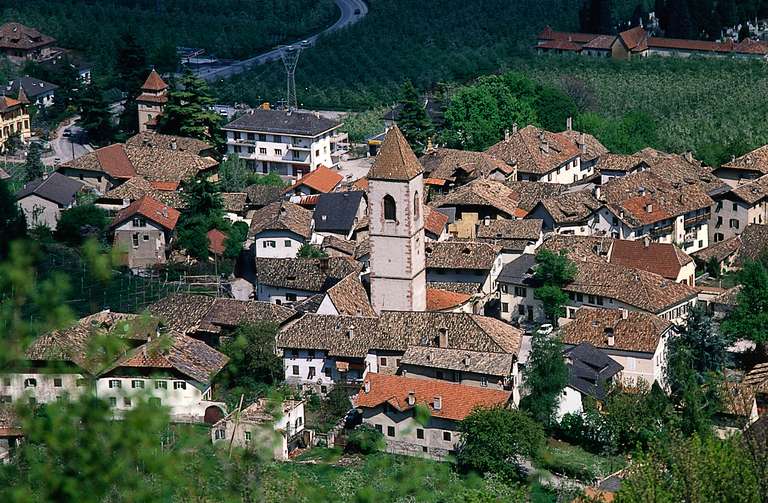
[368,126,427,312]
[136,69,169,132]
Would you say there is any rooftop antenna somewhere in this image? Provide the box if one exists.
[279,45,302,111]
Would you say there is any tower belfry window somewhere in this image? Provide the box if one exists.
[383,195,396,221]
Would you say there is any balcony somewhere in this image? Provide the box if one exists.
[684,213,709,228]
[289,144,311,151]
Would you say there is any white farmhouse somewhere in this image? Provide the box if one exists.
[249,200,313,259]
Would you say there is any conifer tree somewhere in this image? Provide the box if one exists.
[157,70,222,146]
[23,141,45,182]
[116,32,148,136]
[77,83,115,146]
[397,81,434,155]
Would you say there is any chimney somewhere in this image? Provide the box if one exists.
[426,136,434,151]
[347,324,355,340]
[540,140,549,154]
[464,355,471,367]
[683,151,693,162]
[621,308,629,319]
[406,391,416,406]
[645,203,653,213]
[643,235,651,247]
[593,185,601,200]
[438,328,448,348]
[604,327,615,347]
[170,139,177,150]
[161,207,168,218]
[566,116,573,131]
[483,216,490,226]
[504,129,510,141]
[319,256,330,271]
[364,380,370,393]
[579,132,587,154]
[315,111,320,119]
[512,122,518,134]
[433,395,442,411]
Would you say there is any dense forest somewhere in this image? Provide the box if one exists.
[0,0,337,84]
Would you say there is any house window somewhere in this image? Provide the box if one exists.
[0,396,11,403]
[133,217,145,227]
[380,357,388,367]
[215,429,226,440]
[259,147,267,154]
[730,219,739,229]
[263,240,276,248]
[296,417,303,428]
[143,235,149,242]
[413,191,420,220]
[123,397,132,407]
[286,293,297,302]
[416,428,424,439]
[108,397,117,407]
[273,135,282,143]
[320,385,328,394]
[259,134,267,141]
[501,303,509,313]
[173,381,186,390]
[1,378,9,386]
[733,202,738,211]
[234,132,241,140]
[518,305,526,315]
[132,234,140,248]
[292,151,301,161]
[387,426,395,437]
[588,295,596,304]
[292,365,300,376]
[76,378,86,387]
[108,380,121,389]
[514,286,526,297]
[436,370,444,380]
[234,146,242,153]
[53,377,62,387]
[132,380,144,389]
[500,284,508,293]
[307,367,316,379]
[596,296,604,306]
[375,424,383,433]
[480,376,488,387]
[155,381,167,390]
[443,431,451,442]
[383,195,397,221]
[244,431,252,442]
[247,132,255,141]
[274,148,283,156]
[284,240,292,247]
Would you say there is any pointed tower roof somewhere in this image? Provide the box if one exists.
[16,86,30,104]
[368,126,423,181]
[141,69,168,92]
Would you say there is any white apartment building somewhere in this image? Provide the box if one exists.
[222,108,345,180]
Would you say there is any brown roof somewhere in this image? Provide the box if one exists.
[401,346,514,376]
[0,95,23,113]
[744,362,768,392]
[277,312,522,358]
[609,239,693,280]
[601,171,713,226]
[536,39,582,52]
[220,192,248,213]
[288,165,343,194]
[244,184,284,207]
[692,236,741,264]
[111,195,180,231]
[427,281,481,294]
[254,257,362,292]
[77,143,137,180]
[0,405,22,437]
[426,288,472,311]
[485,125,580,176]
[105,332,228,384]
[25,311,158,374]
[476,218,542,251]
[568,261,698,313]
[425,241,501,270]
[207,229,227,255]
[618,26,648,51]
[537,26,599,44]
[424,206,449,237]
[149,294,216,334]
[581,35,616,50]
[539,234,614,263]
[736,223,768,265]
[0,22,55,51]
[125,132,211,155]
[367,126,423,181]
[729,175,768,205]
[559,130,609,162]
[320,235,357,256]
[419,148,513,181]
[505,180,569,212]
[720,144,768,176]
[433,178,519,217]
[643,155,726,196]
[324,273,375,317]
[249,200,313,239]
[560,308,672,354]
[594,153,647,173]
[354,373,511,422]
[136,93,168,104]
[101,176,185,208]
[141,69,168,92]
[534,190,601,225]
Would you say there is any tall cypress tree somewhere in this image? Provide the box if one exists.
[115,32,148,137]
[157,70,222,146]
[397,80,434,155]
[667,0,695,38]
[0,178,26,258]
[23,142,45,182]
[78,83,115,146]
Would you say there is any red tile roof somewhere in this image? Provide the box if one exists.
[141,69,168,92]
[0,95,23,113]
[288,165,343,194]
[427,288,472,311]
[354,373,511,422]
[111,195,181,231]
[537,26,599,44]
[536,39,582,52]
[150,180,179,191]
[618,26,647,51]
[609,239,693,280]
[424,206,448,236]
[94,144,137,179]
[207,229,227,255]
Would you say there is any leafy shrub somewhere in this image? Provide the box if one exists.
[346,425,384,454]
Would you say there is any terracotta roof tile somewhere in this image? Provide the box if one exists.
[424,206,449,237]
[94,144,137,179]
[255,257,362,292]
[249,200,313,239]
[141,69,168,91]
[560,307,672,353]
[692,236,741,264]
[504,181,568,212]
[485,125,580,176]
[111,195,180,231]
[324,273,375,317]
[367,126,423,181]
[433,178,519,217]
[427,288,472,311]
[476,218,542,251]
[0,22,55,51]
[419,148,513,181]
[354,373,511,421]
[537,26,599,43]
[559,130,608,162]
[609,239,693,280]
[426,241,501,270]
[101,176,185,208]
[288,165,343,194]
[736,223,768,265]
[535,190,601,225]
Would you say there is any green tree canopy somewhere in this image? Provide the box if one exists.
[218,154,250,192]
[520,332,568,427]
[0,179,26,258]
[721,259,768,345]
[157,70,222,145]
[533,249,576,324]
[55,205,110,246]
[23,142,46,182]
[457,407,545,478]
[397,80,434,155]
[217,321,282,404]
[77,82,115,146]
[298,243,327,258]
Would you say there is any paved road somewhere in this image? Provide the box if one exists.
[195,0,368,82]
[44,117,91,166]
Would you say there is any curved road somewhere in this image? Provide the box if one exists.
[196,0,368,82]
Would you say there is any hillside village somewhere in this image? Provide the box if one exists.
[2,15,768,502]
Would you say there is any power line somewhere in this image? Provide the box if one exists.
[278,45,302,111]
